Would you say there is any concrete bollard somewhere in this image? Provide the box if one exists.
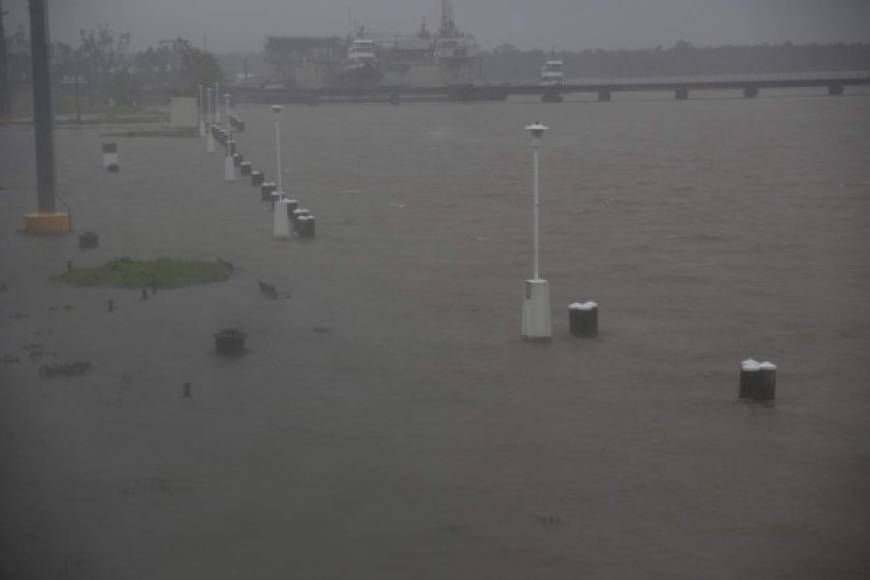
[284,199,299,218]
[214,328,245,356]
[233,153,244,167]
[270,191,284,208]
[273,198,291,239]
[206,127,215,153]
[78,231,99,249]
[675,88,689,101]
[251,171,265,187]
[224,151,235,182]
[261,182,277,202]
[227,140,237,156]
[739,359,777,401]
[569,302,598,337]
[298,215,316,238]
[102,143,120,172]
[240,162,252,176]
[758,362,777,401]
[292,208,310,232]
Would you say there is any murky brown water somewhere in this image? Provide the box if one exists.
[2,89,870,579]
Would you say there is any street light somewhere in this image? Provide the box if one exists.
[198,84,205,137]
[224,93,234,181]
[272,104,284,193]
[205,87,215,153]
[521,122,552,342]
[215,81,221,123]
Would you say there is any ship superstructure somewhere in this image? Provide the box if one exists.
[264,1,480,88]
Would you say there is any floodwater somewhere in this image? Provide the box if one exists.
[2,89,870,579]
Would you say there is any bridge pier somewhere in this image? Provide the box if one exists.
[597,89,611,102]
[675,88,689,101]
[743,86,759,99]
[828,83,844,96]
[541,89,563,103]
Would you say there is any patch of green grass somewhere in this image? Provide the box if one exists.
[57,258,233,289]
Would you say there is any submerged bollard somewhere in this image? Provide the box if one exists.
[273,198,291,239]
[298,215,316,238]
[292,208,310,232]
[251,171,264,187]
[739,359,777,401]
[78,231,99,249]
[569,302,599,337]
[214,328,245,356]
[233,153,244,167]
[182,382,192,398]
[67,260,73,273]
[240,162,252,176]
[758,362,777,401]
[261,182,277,202]
[284,199,299,217]
[102,143,120,172]
[141,288,148,301]
[107,299,114,313]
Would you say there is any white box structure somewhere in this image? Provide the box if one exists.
[169,97,198,128]
[522,279,552,341]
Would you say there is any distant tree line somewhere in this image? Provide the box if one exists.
[482,41,870,82]
[3,26,223,108]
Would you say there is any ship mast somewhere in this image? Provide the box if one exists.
[440,0,457,37]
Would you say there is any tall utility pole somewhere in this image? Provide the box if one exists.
[24,0,69,233]
[0,0,10,118]
[30,0,55,212]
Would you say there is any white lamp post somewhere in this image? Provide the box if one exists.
[205,87,215,153]
[521,122,552,342]
[224,93,235,181]
[270,104,291,238]
[215,81,222,123]
[198,84,205,137]
[272,105,284,194]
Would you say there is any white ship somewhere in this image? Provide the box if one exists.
[540,60,565,86]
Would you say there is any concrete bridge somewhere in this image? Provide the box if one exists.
[231,71,870,105]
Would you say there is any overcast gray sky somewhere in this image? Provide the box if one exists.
[4,0,870,52]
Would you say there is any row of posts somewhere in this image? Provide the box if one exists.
[198,87,316,240]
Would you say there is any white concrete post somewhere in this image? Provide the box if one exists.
[206,88,215,153]
[522,122,551,342]
[273,198,291,239]
[198,84,205,137]
[224,93,235,181]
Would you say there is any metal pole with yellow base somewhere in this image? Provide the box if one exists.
[24,0,69,235]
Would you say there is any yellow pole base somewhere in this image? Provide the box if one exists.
[24,212,72,235]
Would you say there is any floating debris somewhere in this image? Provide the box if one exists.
[1,355,21,365]
[214,328,245,357]
[257,279,278,299]
[39,361,92,378]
